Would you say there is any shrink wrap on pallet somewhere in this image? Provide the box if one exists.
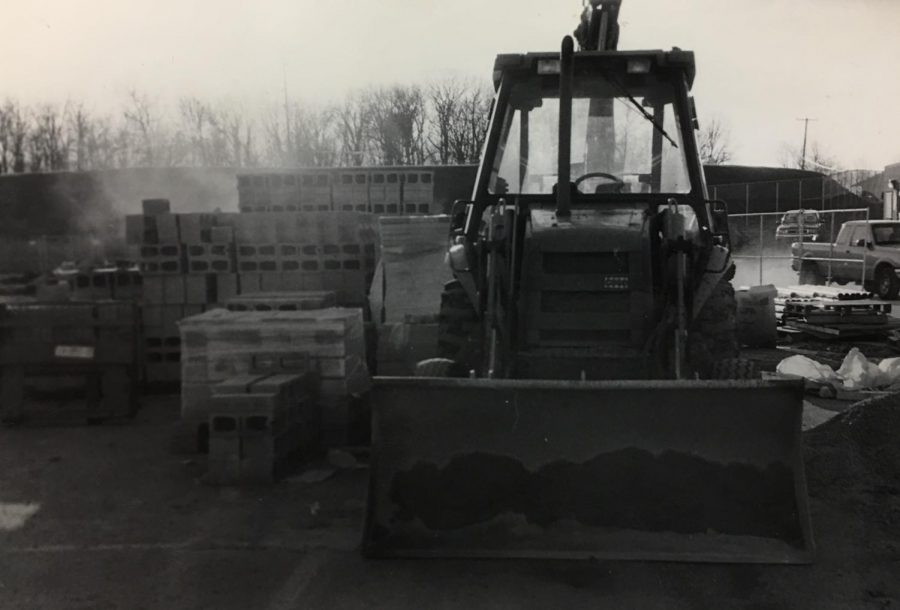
[376,215,452,323]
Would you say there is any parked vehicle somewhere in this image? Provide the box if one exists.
[776,209,823,241]
[791,219,900,299]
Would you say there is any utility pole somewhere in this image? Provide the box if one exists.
[796,117,817,170]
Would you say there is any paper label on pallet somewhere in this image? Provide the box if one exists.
[53,345,95,360]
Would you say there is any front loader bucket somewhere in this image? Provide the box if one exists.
[362,377,813,564]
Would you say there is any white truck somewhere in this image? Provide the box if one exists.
[791,219,900,299]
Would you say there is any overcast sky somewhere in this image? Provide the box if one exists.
[2,0,898,170]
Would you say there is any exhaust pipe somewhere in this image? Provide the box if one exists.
[557,35,574,219]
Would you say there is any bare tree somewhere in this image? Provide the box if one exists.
[367,85,427,165]
[0,100,30,173]
[780,141,838,172]
[698,118,732,166]
[124,90,171,166]
[427,78,467,164]
[337,93,370,166]
[289,104,338,167]
[448,83,492,164]
[217,104,258,168]
[28,104,69,172]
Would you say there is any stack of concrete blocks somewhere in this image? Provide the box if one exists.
[226,291,337,312]
[237,171,334,213]
[207,370,319,484]
[68,269,143,302]
[235,168,437,216]
[373,215,453,374]
[233,211,377,310]
[127,197,376,385]
[178,307,370,451]
[127,201,242,384]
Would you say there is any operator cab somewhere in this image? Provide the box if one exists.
[474,50,707,211]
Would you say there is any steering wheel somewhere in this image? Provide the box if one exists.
[574,172,625,193]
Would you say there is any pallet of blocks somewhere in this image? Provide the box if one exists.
[0,300,139,425]
[371,215,451,374]
[127,195,377,386]
[225,291,337,312]
[127,199,234,386]
[207,370,319,484]
[178,307,370,452]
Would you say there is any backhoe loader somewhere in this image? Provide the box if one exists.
[363,0,813,563]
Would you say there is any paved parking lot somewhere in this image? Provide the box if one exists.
[0,394,897,609]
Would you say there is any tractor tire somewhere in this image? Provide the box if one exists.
[875,266,900,300]
[414,358,468,378]
[437,280,482,372]
[709,357,758,380]
[799,261,824,285]
[687,275,740,379]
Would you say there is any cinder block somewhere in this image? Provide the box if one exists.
[185,274,212,305]
[162,305,185,337]
[217,274,239,302]
[155,214,180,244]
[142,198,171,216]
[210,226,234,244]
[163,276,186,304]
[140,244,185,274]
[125,215,147,245]
[179,213,218,244]
[238,273,261,294]
[259,272,282,292]
[142,305,165,330]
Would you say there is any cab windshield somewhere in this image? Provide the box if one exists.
[488,70,691,196]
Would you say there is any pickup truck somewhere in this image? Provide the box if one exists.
[791,220,900,299]
[775,209,823,241]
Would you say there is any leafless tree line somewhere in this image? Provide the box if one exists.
[0,78,492,174]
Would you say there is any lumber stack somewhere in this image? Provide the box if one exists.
[178,307,369,452]
[775,293,897,339]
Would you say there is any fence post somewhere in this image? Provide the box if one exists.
[821,176,826,211]
[758,213,764,285]
[775,180,780,214]
[745,183,750,230]
[799,179,803,210]
[828,211,834,284]
[862,207,869,287]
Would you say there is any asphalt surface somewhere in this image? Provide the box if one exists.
[0,390,895,609]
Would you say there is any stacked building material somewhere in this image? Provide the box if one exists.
[178,307,369,451]
[370,215,451,374]
[207,370,319,484]
[226,291,337,312]
[377,215,451,322]
[236,168,439,215]
[0,301,139,424]
[126,199,377,385]
[67,268,143,302]
[775,293,898,339]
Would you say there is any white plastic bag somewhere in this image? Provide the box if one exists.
[776,355,837,382]
[836,347,881,390]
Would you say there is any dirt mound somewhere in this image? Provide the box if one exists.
[804,393,900,492]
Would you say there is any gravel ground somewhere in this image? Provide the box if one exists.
[0,393,897,609]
